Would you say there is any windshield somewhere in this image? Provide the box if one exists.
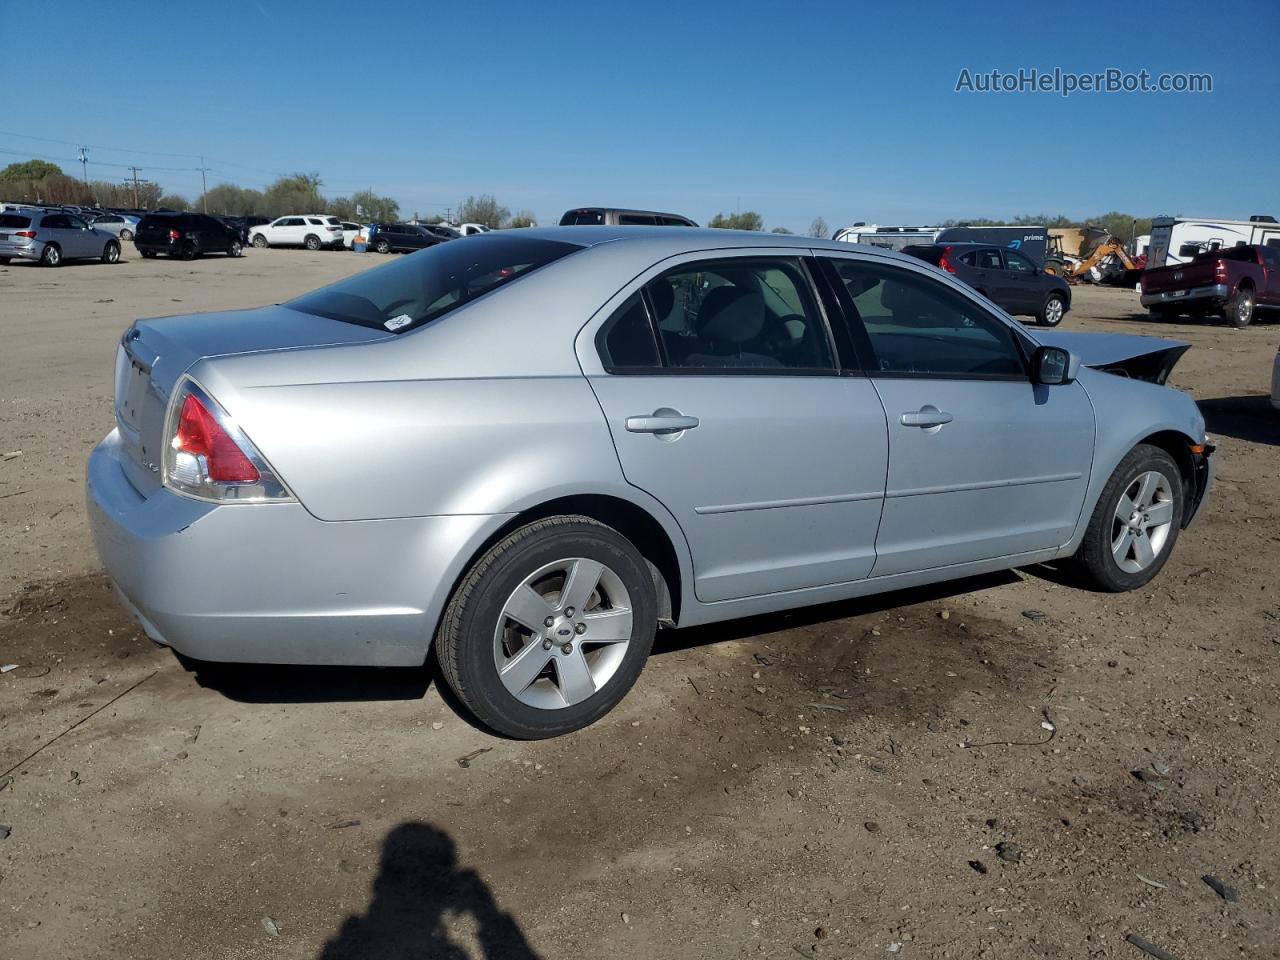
[284,234,581,334]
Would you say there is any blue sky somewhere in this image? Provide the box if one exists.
[4,0,1277,229]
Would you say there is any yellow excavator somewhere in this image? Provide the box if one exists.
[1044,227,1139,283]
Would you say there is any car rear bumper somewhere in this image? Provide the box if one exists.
[0,241,41,260]
[86,428,506,666]
[1141,284,1229,308]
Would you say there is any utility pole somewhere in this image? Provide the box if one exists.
[197,157,210,212]
[78,145,90,184]
[128,167,142,208]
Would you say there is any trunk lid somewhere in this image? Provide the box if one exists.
[113,305,390,497]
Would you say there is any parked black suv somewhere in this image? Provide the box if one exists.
[134,213,243,260]
[901,243,1070,326]
[369,223,442,254]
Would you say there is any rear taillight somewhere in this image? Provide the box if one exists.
[1213,260,1227,281]
[163,379,292,502]
[937,246,957,274]
[169,229,181,240]
[15,230,35,239]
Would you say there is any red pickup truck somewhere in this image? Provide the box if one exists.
[1141,243,1280,327]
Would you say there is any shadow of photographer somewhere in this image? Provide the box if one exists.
[318,821,542,960]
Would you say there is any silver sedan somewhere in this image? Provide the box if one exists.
[87,228,1214,737]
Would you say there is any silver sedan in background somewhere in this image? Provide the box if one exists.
[91,213,141,240]
[87,228,1213,738]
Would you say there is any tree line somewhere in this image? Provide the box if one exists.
[0,160,528,229]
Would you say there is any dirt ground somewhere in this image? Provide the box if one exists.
[1,249,1278,960]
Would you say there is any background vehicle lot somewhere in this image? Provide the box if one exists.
[1,252,1278,958]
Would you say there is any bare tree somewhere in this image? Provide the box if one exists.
[807,216,829,239]
[457,194,510,229]
[508,209,537,228]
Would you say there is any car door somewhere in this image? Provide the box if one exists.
[822,254,1094,577]
[581,253,889,602]
[68,214,99,257]
[1002,249,1044,315]
[1259,244,1280,305]
[966,247,1011,307]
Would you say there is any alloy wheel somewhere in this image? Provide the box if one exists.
[492,557,633,709]
[1111,471,1175,574]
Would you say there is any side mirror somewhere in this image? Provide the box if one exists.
[1032,345,1079,385]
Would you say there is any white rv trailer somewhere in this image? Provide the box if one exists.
[832,223,942,251]
[1147,215,1280,267]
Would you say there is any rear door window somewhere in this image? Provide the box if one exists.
[644,258,834,371]
[659,216,693,226]
[597,292,661,370]
[41,215,70,229]
[618,213,658,225]
[976,249,1003,269]
[560,210,605,225]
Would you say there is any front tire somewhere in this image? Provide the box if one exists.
[375,238,391,254]
[101,241,120,264]
[252,234,268,248]
[1037,292,1067,326]
[436,516,658,739]
[1224,286,1254,328]
[120,229,133,241]
[1073,444,1183,592]
[304,234,321,251]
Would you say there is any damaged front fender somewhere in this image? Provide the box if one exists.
[1031,330,1190,385]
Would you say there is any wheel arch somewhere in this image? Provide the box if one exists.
[446,494,686,634]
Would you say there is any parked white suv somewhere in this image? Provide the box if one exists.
[249,215,345,250]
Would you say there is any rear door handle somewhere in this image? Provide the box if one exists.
[625,412,699,434]
[900,409,953,428]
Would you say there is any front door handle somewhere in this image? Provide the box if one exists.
[900,408,953,428]
[625,410,700,434]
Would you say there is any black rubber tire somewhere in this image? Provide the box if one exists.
[1072,444,1184,593]
[1037,292,1067,326]
[435,515,657,739]
[1148,306,1179,320]
[179,243,198,261]
[101,241,120,264]
[304,234,321,251]
[375,238,391,254]
[140,249,157,258]
[252,234,268,248]
[120,229,133,241]
[40,243,61,267]
[1224,286,1254,328]
[227,240,243,258]
[0,257,9,265]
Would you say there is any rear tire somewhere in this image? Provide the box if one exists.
[1037,292,1067,326]
[179,243,197,261]
[40,243,61,267]
[436,516,658,739]
[1224,286,1254,328]
[1073,444,1183,592]
[101,241,120,264]
[304,234,321,251]
[140,249,157,258]
[227,240,243,258]
[120,229,133,241]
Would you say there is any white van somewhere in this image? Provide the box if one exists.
[1147,215,1280,267]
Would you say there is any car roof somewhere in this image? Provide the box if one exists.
[566,206,692,218]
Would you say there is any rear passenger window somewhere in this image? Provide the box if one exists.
[618,214,657,225]
[827,259,1025,379]
[645,258,833,371]
[597,293,660,370]
[976,250,1002,269]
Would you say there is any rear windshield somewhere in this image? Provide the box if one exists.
[0,214,31,228]
[1196,245,1256,263]
[285,234,581,334]
[901,245,944,264]
[560,210,605,226]
[138,215,178,230]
